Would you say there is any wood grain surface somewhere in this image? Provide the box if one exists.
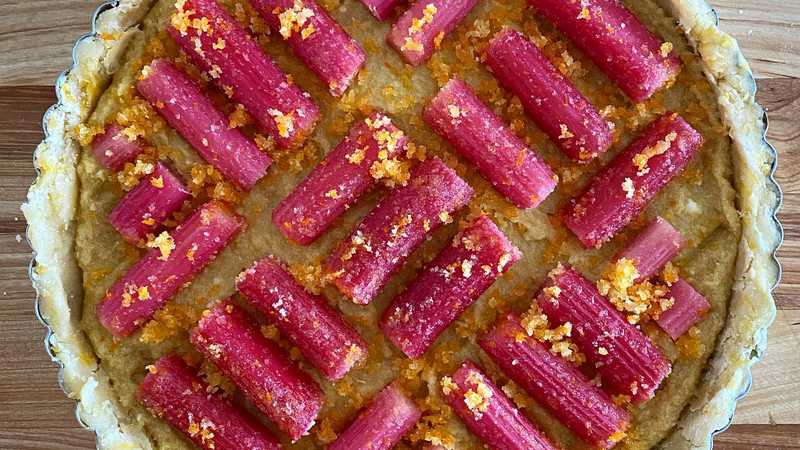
[0,1,798,449]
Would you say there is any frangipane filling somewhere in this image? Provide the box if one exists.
[75,0,741,448]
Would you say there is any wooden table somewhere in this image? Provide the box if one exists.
[0,1,798,448]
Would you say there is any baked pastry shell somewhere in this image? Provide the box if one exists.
[23,0,782,448]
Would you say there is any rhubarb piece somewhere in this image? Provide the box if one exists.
[479,313,629,448]
[527,0,682,102]
[484,29,613,162]
[326,157,474,304]
[424,78,557,208]
[191,300,324,441]
[91,124,146,171]
[137,59,271,190]
[360,0,402,20]
[139,355,280,450]
[387,0,478,66]
[328,382,422,450]
[236,256,368,380]
[441,361,556,450]
[97,201,244,337]
[537,265,671,403]
[381,215,520,358]
[248,0,366,96]
[617,216,684,281]
[563,113,703,248]
[657,279,710,340]
[169,0,319,146]
[272,112,408,245]
[108,162,191,244]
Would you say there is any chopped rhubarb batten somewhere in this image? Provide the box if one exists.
[537,265,671,403]
[139,355,281,450]
[479,313,630,448]
[617,216,684,281]
[387,0,479,66]
[272,112,409,245]
[248,0,366,96]
[360,0,403,20]
[442,361,556,450]
[381,215,520,358]
[236,256,368,380]
[326,157,474,305]
[168,0,318,147]
[527,0,682,102]
[563,113,703,248]
[137,59,271,191]
[191,300,324,442]
[97,201,244,337]
[484,29,613,162]
[657,279,710,340]
[423,78,557,208]
[91,124,146,171]
[328,382,422,450]
[108,162,191,244]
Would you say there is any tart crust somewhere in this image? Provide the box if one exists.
[23,0,781,449]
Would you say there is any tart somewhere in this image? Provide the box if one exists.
[23,0,781,448]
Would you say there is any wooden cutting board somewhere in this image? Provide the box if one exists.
[0,1,797,448]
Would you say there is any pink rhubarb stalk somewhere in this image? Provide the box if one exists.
[380,215,520,358]
[442,361,556,450]
[236,256,368,380]
[97,201,244,338]
[423,78,557,208]
[617,216,684,281]
[169,0,319,146]
[191,300,324,442]
[612,216,705,339]
[326,157,473,304]
[137,59,271,191]
[387,0,478,66]
[563,113,703,248]
[139,355,280,450]
[537,265,671,403]
[479,313,629,448]
[360,0,403,20]
[657,279,710,340]
[91,124,146,171]
[328,382,422,450]
[248,0,366,96]
[527,0,682,102]
[484,28,613,163]
[272,112,408,245]
[108,162,191,244]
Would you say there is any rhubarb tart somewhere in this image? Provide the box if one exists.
[25,0,781,448]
